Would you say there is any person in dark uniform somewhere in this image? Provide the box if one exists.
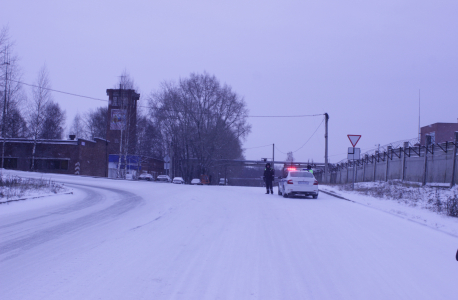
[306,164,313,174]
[263,163,275,194]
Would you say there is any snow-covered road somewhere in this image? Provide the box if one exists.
[1,171,457,300]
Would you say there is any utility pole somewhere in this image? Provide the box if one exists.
[418,89,421,143]
[117,81,123,178]
[324,113,329,183]
[272,143,275,170]
[450,132,457,187]
[352,146,356,190]
[1,48,10,169]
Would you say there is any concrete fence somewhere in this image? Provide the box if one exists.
[321,132,458,187]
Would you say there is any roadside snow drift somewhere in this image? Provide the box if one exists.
[1,170,457,300]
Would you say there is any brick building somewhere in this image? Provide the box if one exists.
[0,87,164,178]
[0,137,109,176]
[420,121,458,144]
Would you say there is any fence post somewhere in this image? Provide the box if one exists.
[386,146,392,181]
[423,135,431,186]
[374,152,378,181]
[339,165,342,184]
[402,142,408,181]
[451,132,458,187]
[355,160,358,185]
[363,154,367,182]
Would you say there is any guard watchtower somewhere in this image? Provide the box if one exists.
[106,88,140,156]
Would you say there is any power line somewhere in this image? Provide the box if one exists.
[9,78,108,103]
[275,118,325,155]
[248,114,324,118]
[292,118,324,152]
[7,78,325,118]
[274,145,288,155]
[244,143,272,150]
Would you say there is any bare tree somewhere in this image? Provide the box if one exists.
[83,106,108,140]
[28,65,53,170]
[6,107,27,137]
[149,72,250,182]
[136,114,163,158]
[69,112,85,139]
[1,26,27,167]
[286,152,294,163]
[40,101,66,139]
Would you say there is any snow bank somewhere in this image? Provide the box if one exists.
[320,181,458,237]
[0,172,69,204]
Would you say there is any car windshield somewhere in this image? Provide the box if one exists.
[289,172,313,178]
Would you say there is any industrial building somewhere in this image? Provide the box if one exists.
[0,88,164,178]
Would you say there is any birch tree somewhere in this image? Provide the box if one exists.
[83,107,108,140]
[1,26,27,167]
[69,112,85,139]
[28,65,52,170]
[114,71,138,178]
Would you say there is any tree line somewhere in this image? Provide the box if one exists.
[1,26,250,179]
[149,72,251,181]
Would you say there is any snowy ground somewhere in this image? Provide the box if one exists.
[0,170,69,204]
[320,183,458,237]
[1,170,457,300]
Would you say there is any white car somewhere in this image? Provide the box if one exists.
[138,172,153,181]
[157,175,171,182]
[278,168,319,198]
[191,178,202,185]
[219,178,228,185]
[172,177,185,184]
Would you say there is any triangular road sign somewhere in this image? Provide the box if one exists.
[347,135,361,147]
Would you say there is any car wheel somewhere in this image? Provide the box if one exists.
[283,192,288,198]
[313,194,318,199]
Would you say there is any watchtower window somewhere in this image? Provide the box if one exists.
[112,96,129,107]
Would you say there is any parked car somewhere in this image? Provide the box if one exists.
[173,177,185,184]
[219,178,228,185]
[138,172,153,181]
[157,175,171,182]
[191,178,202,185]
[278,168,319,199]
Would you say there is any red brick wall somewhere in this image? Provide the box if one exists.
[0,138,109,177]
[420,122,458,144]
[76,138,109,177]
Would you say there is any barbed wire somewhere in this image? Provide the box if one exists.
[335,137,419,164]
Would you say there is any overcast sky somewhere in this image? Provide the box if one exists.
[2,0,457,163]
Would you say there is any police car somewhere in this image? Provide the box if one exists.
[278,167,319,199]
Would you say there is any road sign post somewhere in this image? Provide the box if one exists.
[347,135,362,190]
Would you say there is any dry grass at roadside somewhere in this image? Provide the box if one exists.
[326,181,458,217]
[0,175,66,200]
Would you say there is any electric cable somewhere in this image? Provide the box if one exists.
[273,118,324,155]
[7,78,325,118]
[244,144,272,150]
[291,118,324,153]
